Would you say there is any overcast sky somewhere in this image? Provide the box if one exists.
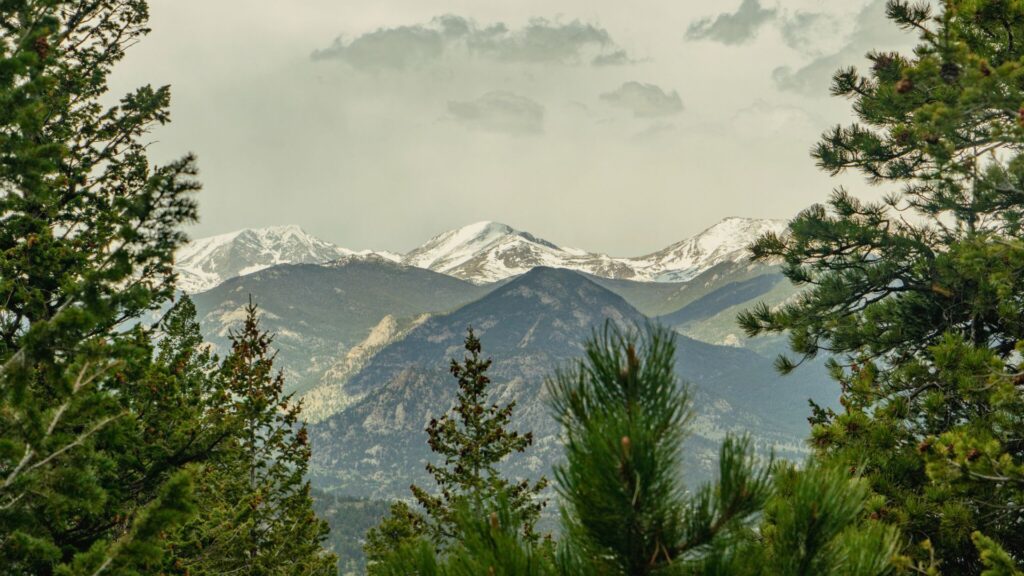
[109,0,918,256]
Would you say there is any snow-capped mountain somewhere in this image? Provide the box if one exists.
[400,217,786,284]
[176,217,787,293]
[174,225,400,293]
[629,217,788,282]
[401,221,639,284]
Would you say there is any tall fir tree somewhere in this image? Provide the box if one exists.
[164,300,336,575]
[0,1,202,573]
[737,0,1024,571]
[365,328,547,569]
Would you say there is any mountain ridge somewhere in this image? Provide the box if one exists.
[176,217,787,292]
[308,266,827,499]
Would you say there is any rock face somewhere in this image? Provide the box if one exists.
[308,267,829,499]
[302,313,430,423]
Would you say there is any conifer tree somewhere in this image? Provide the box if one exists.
[0,1,202,573]
[547,324,770,575]
[366,328,547,569]
[371,496,555,576]
[412,328,548,541]
[166,300,336,575]
[373,325,901,575]
[737,1,1024,571]
[548,324,901,575]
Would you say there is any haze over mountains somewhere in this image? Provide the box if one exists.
[174,216,828,499]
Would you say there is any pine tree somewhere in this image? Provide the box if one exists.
[371,496,555,576]
[374,325,901,575]
[548,324,898,575]
[547,324,754,575]
[363,501,430,570]
[412,328,548,541]
[737,1,1024,571]
[365,328,548,569]
[0,1,202,573]
[166,300,336,575]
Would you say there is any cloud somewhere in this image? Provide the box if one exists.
[773,0,916,95]
[778,12,850,56]
[686,0,776,45]
[599,82,683,117]
[592,49,633,66]
[314,15,631,70]
[447,91,545,135]
[312,24,445,70]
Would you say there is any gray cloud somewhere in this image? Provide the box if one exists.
[778,12,845,55]
[447,91,545,135]
[773,0,915,95]
[686,0,776,45]
[312,24,444,70]
[599,82,683,117]
[314,15,631,70]
[592,49,632,66]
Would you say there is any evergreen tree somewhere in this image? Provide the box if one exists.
[165,300,336,575]
[371,496,555,576]
[412,328,548,541]
[547,324,768,575]
[0,1,202,573]
[737,1,1024,571]
[374,325,901,575]
[366,328,547,568]
[363,501,430,572]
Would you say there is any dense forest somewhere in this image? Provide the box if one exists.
[2,0,1024,575]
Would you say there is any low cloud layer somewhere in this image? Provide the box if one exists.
[447,91,545,135]
[600,82,683,117]
[313,15,631,70]
[686,0,776,45]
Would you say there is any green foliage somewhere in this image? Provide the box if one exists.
[373,326,901,576]
[0,1,202,573]
[548,324,768,575]
[972,532,1023,576]
[364,501,430,571]
[753,463,901,576]
[549,324,900,576]
[372,496,555,576]
[739,1,1024,371]
[738,1,1024,571]
[365,328,548,572]
[412,328,548,542]
[163,300,336,575]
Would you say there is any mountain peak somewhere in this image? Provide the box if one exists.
[177,216,791,292]
[632,217,787,282]
[400,220,561,282]
[175,225,398,293]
